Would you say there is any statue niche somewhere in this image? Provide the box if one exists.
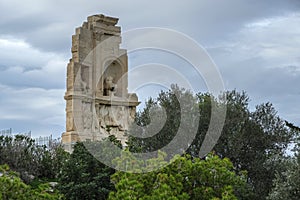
[100,61,124,97]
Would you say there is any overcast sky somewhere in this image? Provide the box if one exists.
[0,0,299,138]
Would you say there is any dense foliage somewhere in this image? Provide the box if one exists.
[127,87,298,200]
[267,153,300,200]
[0,164,63,200]
[0,135,68,183]
[267,128,300,200]
[109,151,252,200]
[56,142,115,200]
[0,88,299,199]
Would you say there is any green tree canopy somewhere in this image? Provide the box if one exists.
[57,142,115,200]
[0,135,68,183]
[0,164,63,200]
[127,87,295,200]
[267,153,300,200]
[109,152,252,200]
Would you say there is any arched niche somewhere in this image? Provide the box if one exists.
[98,59,127,97]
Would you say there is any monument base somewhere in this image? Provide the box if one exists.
[61,131,79,152]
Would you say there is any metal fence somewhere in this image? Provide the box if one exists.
[0,128,53,147]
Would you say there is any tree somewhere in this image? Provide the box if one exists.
[57,142,115,200]
[285,121,300,132]
[37,141,70,180]
[0,164,63,200]
[214,99,293,200]
[109,152,252,200]
[267,153,300,200]
[0,135,41,183]
[267,124,300,200]
[128,88,294,200]
[0,135,69,183]
[128,84,199,157]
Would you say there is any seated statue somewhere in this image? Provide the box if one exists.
[103,76,117,96]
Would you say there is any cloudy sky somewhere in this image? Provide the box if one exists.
[0,0,299,138]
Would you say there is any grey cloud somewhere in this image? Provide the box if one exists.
[0,38,67,89]
[0,85,65,137]
[218,60,300,125]
[1,0,300,134]
[0,61,66,89]
[205,12,300,126]
[0,37,60,69]
[1,0,300,53]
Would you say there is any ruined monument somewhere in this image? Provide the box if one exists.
[61,14,139,152]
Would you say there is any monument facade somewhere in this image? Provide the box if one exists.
[62,14,139,152]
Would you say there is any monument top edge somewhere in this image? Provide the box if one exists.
[87,14,119,26]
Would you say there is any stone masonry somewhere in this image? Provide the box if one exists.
[61,14,139,152]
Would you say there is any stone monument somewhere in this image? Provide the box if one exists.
[61,14,139,152]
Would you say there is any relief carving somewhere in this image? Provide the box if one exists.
[97,105,130,131]
[82,102,92,131]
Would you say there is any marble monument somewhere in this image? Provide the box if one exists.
[61,14,139,152]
